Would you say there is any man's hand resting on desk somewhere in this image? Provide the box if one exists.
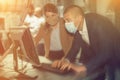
[52,59,87,75]
[52,59,71,70]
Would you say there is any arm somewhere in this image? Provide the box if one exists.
[52,31,82,68]
[34,24,44,45]
[66,31,82,62]
[85,41,113,75]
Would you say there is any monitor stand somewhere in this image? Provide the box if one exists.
[12,41,38,80]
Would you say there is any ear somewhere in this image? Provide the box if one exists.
[77,15,83,22]
[75,15,82,25]
[77,15,83,31]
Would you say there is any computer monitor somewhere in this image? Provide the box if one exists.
[10,28,69,74]
[9,27,40,66]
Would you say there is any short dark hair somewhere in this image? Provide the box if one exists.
[64,5,84,17]
[43,3,58,14]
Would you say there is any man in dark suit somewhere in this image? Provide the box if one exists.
[52,5,120,80]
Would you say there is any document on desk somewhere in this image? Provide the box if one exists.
[38,56,52,64]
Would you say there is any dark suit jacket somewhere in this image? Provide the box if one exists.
[66,13,120,74]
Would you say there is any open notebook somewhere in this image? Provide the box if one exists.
[10,27,69,74]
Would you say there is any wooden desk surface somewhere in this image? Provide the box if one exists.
[0,54,84,80]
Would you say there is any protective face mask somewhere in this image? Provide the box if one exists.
[65,22,77,34]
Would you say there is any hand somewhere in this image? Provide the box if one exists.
[59,60,71,71]
[52,59,70,70]
[45,53,49,58]
[52,60,62,68]
[71,64,87,77]
[71,64,87,73]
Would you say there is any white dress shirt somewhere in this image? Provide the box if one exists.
[50,24,62,51]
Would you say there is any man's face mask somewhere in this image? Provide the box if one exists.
[65,22,77,34]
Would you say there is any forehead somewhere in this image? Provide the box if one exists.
[64,12,74,20]
[45,12,56,16]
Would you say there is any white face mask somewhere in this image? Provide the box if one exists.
[65,22,77,34]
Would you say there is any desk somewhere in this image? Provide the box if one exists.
[0,54,83,80]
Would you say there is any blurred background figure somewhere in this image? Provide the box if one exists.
[24,4,45,37]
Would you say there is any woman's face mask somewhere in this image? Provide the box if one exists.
[65,22,77,34]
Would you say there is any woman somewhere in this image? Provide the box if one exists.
[34,3,74,61]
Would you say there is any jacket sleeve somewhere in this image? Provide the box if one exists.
[66,31,82,62]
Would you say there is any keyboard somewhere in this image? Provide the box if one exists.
[32,63,70,74]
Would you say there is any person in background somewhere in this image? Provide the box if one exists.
[52,5,120,80]
[24,4,45,37]
[34,3,74,61]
